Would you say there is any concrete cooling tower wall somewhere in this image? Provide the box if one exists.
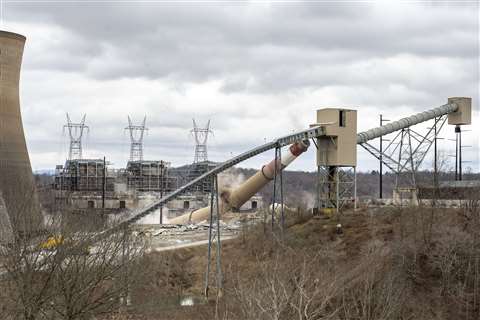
[0,30,42,236]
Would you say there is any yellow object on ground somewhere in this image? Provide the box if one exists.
[320,208,336,218]
[39,235,64,250]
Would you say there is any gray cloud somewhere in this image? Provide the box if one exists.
[9,3,478,82]
[2,1,478,172]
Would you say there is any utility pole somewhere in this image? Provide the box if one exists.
[160,160,164,225]
[434,118,438,188]
[455,125,462,181]
[433,118,438,202]
[102,156,106,210]
[458,125,462,181]
[379,114,389,199]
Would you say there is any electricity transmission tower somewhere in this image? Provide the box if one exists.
[64,113,88,160]
[191,119,212,163]
[125,116,148,161]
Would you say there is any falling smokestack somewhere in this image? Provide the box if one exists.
[0,31,42,235]
[169,140,310,224]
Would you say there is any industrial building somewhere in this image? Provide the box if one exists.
[50,97,473,221]
[126,160,176,193]
[51,115,263,218]
[54,159,118,209]
[55,159,115,192]
[186,161,218,193]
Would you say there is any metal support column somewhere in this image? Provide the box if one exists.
[455,125,459,180]
[312,138,320,211]
[160,161,164,224]
[354,166,357,211]
[433,118,438,202]
[458,125,462,181]
[271,146,279,230]
[407,128,416,188]
[395,129,405,189]
[102,157,106,209]
[316,165,320,210]
[335,167,339,214]
[121,226,131,306]
[279,147,285,232]
[380,131,383,199]
[204,174,222,298]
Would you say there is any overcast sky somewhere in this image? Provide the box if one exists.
[1,0,479,173]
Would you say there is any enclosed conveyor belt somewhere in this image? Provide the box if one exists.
[357,103,458,144]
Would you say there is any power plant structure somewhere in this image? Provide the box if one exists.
[124,116,176,194]
[0,29,475,246]
[92,96,472,236]
[0,31,42,236]
[53,116,257,220]
[54,118,178,213]
[56,115,116,209]
[0,29,476,304]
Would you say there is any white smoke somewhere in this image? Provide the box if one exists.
[300,191,316,208]
[218,168,246,190]
[135,207,170,225]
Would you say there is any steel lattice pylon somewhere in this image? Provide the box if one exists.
[360,114,448,191]
[64,113,89,160]
[191,119,212,163]
[125,116,148,161]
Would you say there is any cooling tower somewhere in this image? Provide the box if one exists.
[0,30,42,235]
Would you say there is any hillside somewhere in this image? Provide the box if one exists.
[112,204,480,319]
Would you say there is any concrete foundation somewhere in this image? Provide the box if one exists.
[393,188,419,206]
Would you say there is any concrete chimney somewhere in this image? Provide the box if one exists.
[168,141,310,224]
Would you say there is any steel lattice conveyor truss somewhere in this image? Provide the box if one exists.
[98,98,471,239]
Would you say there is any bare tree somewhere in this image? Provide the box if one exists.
[0,209,145,320]
[339,241,407,320]
[231,251,294,320]
[1,234,59,320]
[229,237,341,320]
[49,229,144,320]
